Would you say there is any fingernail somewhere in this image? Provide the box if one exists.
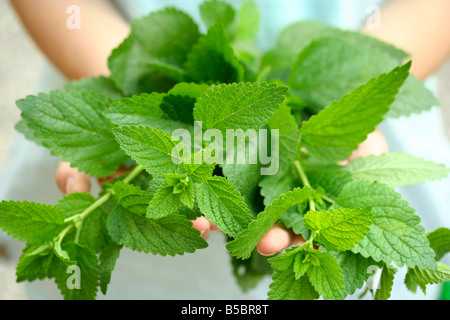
[65,177,75,194]
[200,229,209,240]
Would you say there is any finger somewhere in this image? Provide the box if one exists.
[257,224,305,256]
[191,216,211,240]
[55,161,91,194]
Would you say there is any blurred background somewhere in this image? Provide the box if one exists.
[1,0,450,299]
[0,0,44,299]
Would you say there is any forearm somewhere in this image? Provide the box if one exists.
[362,0,450,80]
[10,0,130,80]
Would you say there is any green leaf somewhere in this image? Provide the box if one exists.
[108,35,174,95]
[263,21,407,82]
[226,187,313,259]
[15,119,42,146]
[53,242,100,300]
[184,24,243,83]
[113,126,181,175]
[105,92,164,126]
[329,250,382,296]
[16,244,55,282]
[17,91,128,177]
[303,208,373,251]
[289,39,392,108]
[345,152,450,188]
[299,62,410,163]
[199,0,235,31]
[63,76,124,99]
[180,151,216,183]
[427,227,450,261]
[268,270,319,300]
[267,103,300,176]
[259,167,300,206]
[305,249,345,300]
[335,180,437,270]
[405,263,450,294]
[108,8,200,95]
[0,201,65,244]
[146,177,188,219]
[305,163,353,199]
[386,74,440,118]
[235,1,260,41]
[160,94,196,125]
[222,160,261,216]
[168,82,211,98]
[107,205,207,256]
[196,176,252,238]
[268,244,309,274]
[230,249,273,292]
[99,240,122,295]
[112,181,152,216]
[278,207,310,239]
[147,176,166,196]
[288,36,404,110]
[374,264,397,300]
[194,82,288,133]
[56,193,95,218]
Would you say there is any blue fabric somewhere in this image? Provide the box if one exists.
[114,0,384,51]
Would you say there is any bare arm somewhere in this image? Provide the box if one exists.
[10,0,130,80]
[362,0,450,80]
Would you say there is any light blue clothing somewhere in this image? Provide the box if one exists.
[1,0,448,300]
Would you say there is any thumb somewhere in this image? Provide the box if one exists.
[55,161,91,194]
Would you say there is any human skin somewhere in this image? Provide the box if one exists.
[10,0,450,250]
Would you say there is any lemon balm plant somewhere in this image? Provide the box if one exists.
[2,0,450,300]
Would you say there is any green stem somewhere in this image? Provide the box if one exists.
[294,160,316,212]
[64,192,112,224]
[321,194,335,205]
[64,164,144,224]
[123,164,144,184]
[294,160,310,187]
[54,224,74,244]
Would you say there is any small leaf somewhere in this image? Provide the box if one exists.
[427,227,450,261]
[184,24,243,83]
[268,270,319,300]
[99,240,122,295]
[374,264,397,300]
[306,249,346,300]
[196,176,252,238]
[303,208,373,251]
[405,262,450,294]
